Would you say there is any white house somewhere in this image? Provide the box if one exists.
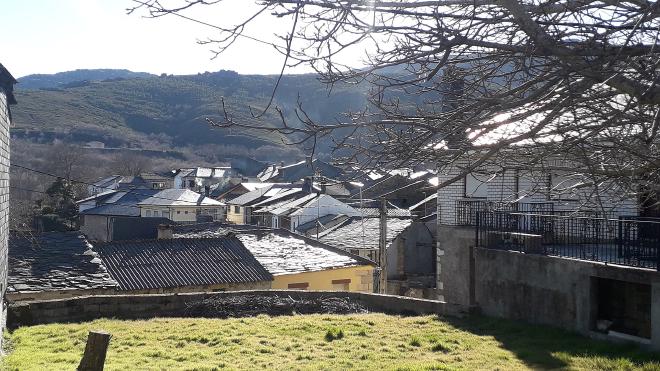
[174,167,238,193]
[138,189,226,223]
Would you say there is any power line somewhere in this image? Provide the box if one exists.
[11,164,225,207]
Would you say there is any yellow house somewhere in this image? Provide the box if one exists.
[235,229,375,292]
[139,189,225,223]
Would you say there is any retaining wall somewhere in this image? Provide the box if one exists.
[8,290,462,329]
[474,247,660,350]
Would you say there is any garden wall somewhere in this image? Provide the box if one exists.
[8,290,462,329]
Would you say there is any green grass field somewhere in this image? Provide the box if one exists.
[3,314,659,370]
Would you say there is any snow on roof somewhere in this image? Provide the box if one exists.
[138,189,224,207]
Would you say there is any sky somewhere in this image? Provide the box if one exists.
[1,0,352,78]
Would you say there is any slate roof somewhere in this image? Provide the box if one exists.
[355,207,412,218]
[8,232,118,293]
[96,236,273,290]
[258,159,344,182]
[227,185,298,206]
[175,226,374,275]
[139,189,224,207]
[318,216,412,251]
[80,189,161,217]
[0,63,17,104]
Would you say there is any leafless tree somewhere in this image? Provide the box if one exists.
[110,151,153,177]
[129,0,660,207]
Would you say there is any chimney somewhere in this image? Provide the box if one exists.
[157,224,173,239]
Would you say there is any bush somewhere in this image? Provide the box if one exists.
[324,328,344,342]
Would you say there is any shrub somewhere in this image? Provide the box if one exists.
[324,328,344,342]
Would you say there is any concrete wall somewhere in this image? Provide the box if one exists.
[436,225,474,306]
[474,247,660,350]
[271,266,374,292]
[387,222,435,281]
[0,89,11,339]
[7,290,459,329]
[80,214,111,241]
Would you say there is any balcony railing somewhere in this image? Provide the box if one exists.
[455,200,555,226]
[476,211,660,271]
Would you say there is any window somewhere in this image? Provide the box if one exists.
[288,282,309,290]
[188,180,195,188]
[184,210,188,214]
[331,279,351,291]
[162,210,170,219]
[464,173,488,198]
[177,211,181,214]
[234,206,241,214]
[146,210,152,217]
[153,210,160,217]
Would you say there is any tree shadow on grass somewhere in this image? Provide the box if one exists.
[434,315,660,369]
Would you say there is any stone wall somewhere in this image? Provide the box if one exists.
[0,88,11,340]
[474,247,660,350]
[7,290,462,328]
[7,281,271,303]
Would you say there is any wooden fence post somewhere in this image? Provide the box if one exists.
[77,330,111,371]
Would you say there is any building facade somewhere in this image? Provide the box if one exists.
[0,64,16,339]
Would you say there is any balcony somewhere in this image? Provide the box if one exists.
[475,210,660,271]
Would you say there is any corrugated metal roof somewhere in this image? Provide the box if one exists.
[96,236,273,290]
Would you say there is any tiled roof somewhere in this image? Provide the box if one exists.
[175,226,374,275]
[96,237,273,290]
[318,216,412,250]
[139,189,224,207]
[8,232,118,293]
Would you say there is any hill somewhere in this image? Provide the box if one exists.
[11,69,372,163]
[18,69,155,90]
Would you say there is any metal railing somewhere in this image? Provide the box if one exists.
[476,211,660,271]
[455,200,554,226]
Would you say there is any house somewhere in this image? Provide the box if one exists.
[77,189,169,242]
[139,189,226,223]
[7,232,118,302]
[434,147,660,348]
[225,184,302,225]
[139,171,175,190]
[96,236,273,293]
[174,167,239,193]
[0,63,17,339]
[212,181,273,202]
[257,159,344,183]
[350,170,438,209]
[253,193,361,231]
[174,225,375,292]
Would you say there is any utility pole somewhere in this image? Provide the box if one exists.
[378,198,388,294]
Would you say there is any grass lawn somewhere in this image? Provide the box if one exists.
[3,314,659,370]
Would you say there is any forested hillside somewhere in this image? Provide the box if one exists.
[12,69,371,160]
